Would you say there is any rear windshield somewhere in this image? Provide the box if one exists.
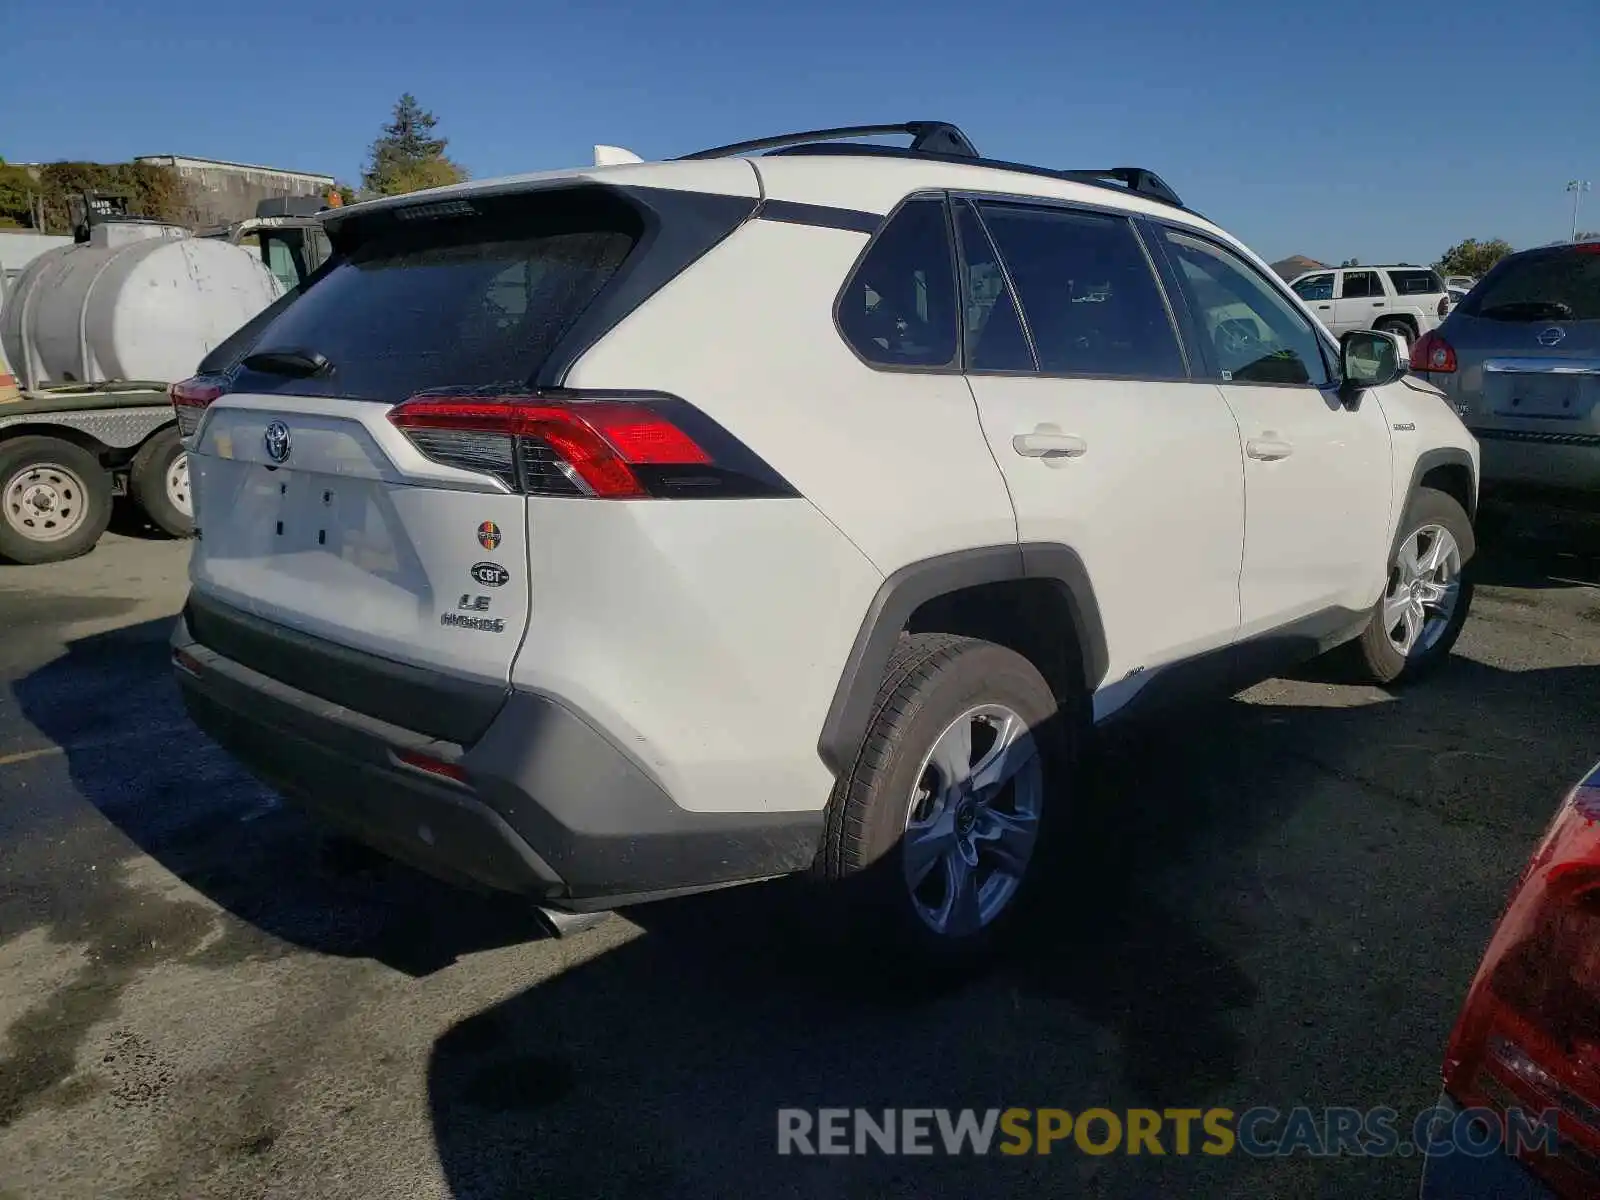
[1385,268,1443,296]
[1461,249,1600,322]
[233,188,642,400]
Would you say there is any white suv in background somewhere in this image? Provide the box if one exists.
[1290,265,1453,344]
[169,121,1480,965]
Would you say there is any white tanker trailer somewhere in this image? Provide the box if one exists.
[0,193,326,564]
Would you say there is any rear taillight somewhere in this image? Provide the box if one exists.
[395,749,467,784]
[1443,766,1600,1196]
[1410,330,1458,373]
[170,375,228,438]
[1438,295,1451,317]
[386,390,794,500]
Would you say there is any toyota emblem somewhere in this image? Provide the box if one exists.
[1537,326,1566,347]
[264,420,291,463]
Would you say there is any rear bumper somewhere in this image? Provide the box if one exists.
[1472,429,1600,494]
[172,610,824,910]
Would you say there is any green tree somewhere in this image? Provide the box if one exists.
[1435,238,1514,279]
[0,158,38,228]
[362,94,466,196]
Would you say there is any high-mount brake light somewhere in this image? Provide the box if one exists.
[1441,767,1600,1196]
[1410,330,1457,374]
[386,391,789,501]
[170,375,228,438]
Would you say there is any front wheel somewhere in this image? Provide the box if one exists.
[0,436,114,565]
[1343,487,1475,684]
[817,633,1078,968]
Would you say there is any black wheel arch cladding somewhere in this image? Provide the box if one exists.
[817,543,1108,776]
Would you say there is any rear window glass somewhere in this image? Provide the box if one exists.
[1386,269,1443,295]
[235,189,641,400]
[1463,250,1600,322]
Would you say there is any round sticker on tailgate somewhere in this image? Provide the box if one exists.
[471,561,510,587]
[477,521,501,550]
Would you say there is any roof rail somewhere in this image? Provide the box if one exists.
[681,121,980,162]
[1053,168,1184,208]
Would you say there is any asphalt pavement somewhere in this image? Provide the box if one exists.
[1,506,1598,1199]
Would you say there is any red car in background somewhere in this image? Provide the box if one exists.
[1422,760,1600,1198]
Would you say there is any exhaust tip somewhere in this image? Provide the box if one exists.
[535,907,612,939]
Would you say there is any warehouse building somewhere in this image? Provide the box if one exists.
[133,155,336,228]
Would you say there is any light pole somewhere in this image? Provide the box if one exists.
[1569,180,1592,242]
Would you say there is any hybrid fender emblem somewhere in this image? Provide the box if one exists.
[263,420,291,464]
[477,521,501,550]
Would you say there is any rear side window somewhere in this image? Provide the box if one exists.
[1340,271,1381,299]
[1292,273,1334,301]
[1463,250,1600,322]
[952,200,1035,372]
[837,199,959,368]
[237,189,641,400]
[1386,268,1444,295]
[973,202,1185,378]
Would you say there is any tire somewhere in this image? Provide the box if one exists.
[1341,487,1475,685]
[0,436,114,565]
[818,633,1079,969]
[1375,317,1417,345]
[129,426,194,538]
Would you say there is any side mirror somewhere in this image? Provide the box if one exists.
[1339,329,1405,401]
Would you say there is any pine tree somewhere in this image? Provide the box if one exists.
[362,94,466,196]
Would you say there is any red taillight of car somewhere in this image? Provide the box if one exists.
[1410,330,1458,373]
[1438,295,1451,317]
[1442,766,1600,1196]
[169,375,228,438]
[395,749,468,784]
[387,390,791,500]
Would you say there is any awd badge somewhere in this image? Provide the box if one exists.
[477,521,502,550]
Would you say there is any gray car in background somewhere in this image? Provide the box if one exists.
[1412,241,1600,502]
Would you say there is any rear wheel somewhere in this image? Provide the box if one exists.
[0,436,113,565]
[1343,487,1474,684]
[129,426,194,538]
[818,633,1077,968]
[1374,316,1417,347]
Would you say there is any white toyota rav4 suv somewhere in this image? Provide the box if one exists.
[170,121,1480,963]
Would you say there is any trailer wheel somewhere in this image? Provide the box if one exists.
[130,426,194,538]
[0,436,114,565]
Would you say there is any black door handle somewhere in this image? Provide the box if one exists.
[1372,303,1385,308]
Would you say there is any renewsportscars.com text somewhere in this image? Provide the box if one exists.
[777,1105,1560,1159]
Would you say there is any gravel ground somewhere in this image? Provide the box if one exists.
[1,504,1597,1199]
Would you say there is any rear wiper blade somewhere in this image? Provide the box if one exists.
[240,348,331,377]
[1475,301,1575,321]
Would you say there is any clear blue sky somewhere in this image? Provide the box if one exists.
[5,0,1597,264]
